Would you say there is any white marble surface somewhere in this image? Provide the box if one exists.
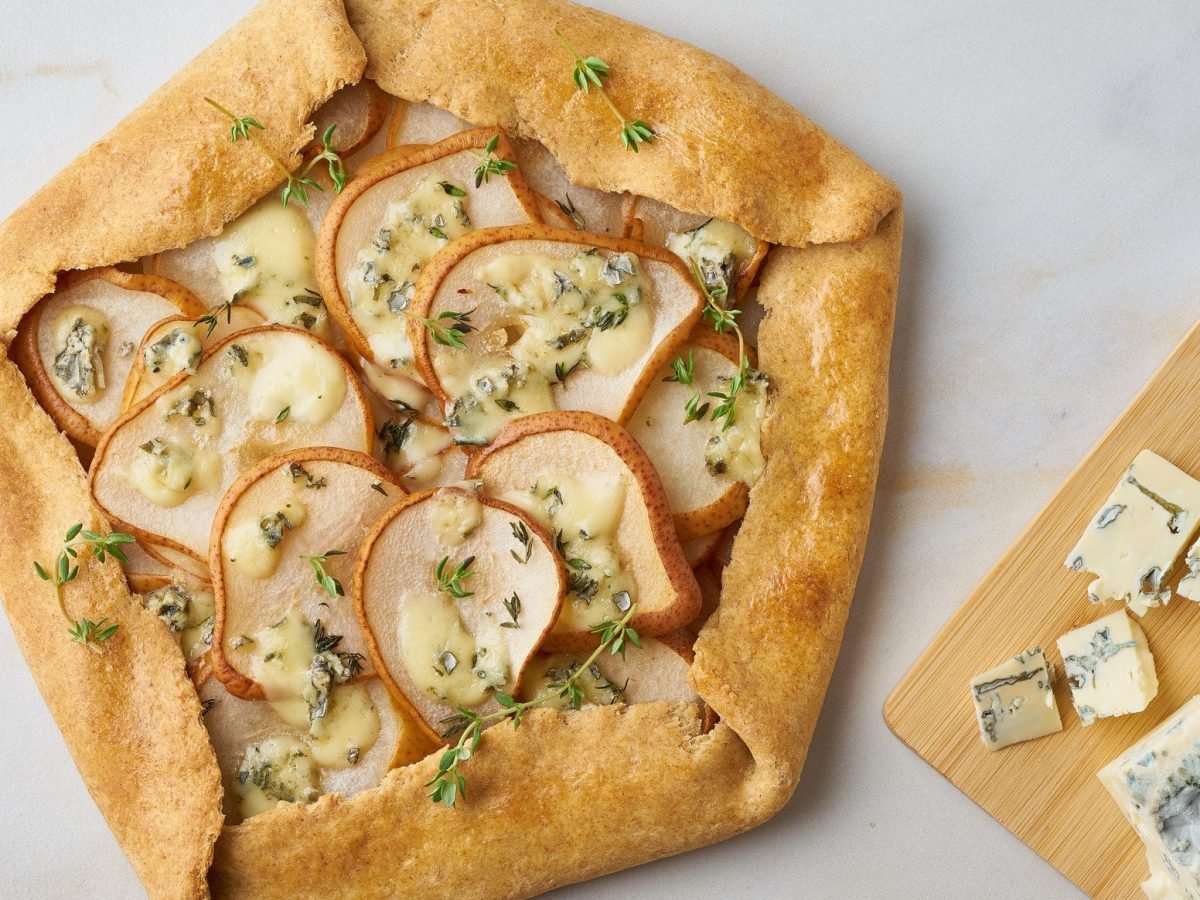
[2,1,1199,896]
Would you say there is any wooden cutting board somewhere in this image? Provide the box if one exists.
[885,319,1200,898]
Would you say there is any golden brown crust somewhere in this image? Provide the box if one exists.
[0,0,901,895]
[315,128,542,361]
[0,0,365,338]
[0,348,224,900]
[692,209,902,786]
[209,446,405,701]
[344,0,899,249]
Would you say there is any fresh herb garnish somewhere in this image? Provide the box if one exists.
[689,258,760,431]
[471,134,518,188]
[435,555,476,598]
[556,32,656,152]
[204,98,352,208]
[196,299,237,338]
[423,309,476,350]
[275,406,291,424]
[665,350,711,424]
[439,181,467,197]
[555,194,585,229]
[509,520,534,564]
[427,604,641,807]
[302,550,347,598]
[34,524,135,653]
[501,592,522,629]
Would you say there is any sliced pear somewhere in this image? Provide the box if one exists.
[121,306,266,410]
[628,329,765,540]
[121,540,171,583]
[306,79,391,159]
[520,631,700,708]
[409,225,705,446]
[197,671,431,824]
[467,411,702,648]
[695,562,722,628]
[536,192,580,230]
[89,326,373,566]
[13,268,207,446]
[211,448,406,699]
[355,486,564,743]
[315,129,542,373]
[140,540,214,582]
[514,138,626,236]
[681,530,722,568]
[386,99,470,148]
[623,196,769,304]
[148,194,335,341]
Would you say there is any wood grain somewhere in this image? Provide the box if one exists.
[885,319,1200,898]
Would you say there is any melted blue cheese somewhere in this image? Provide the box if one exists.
[399,590,511,707]
[348,175,473,372]
[520,653,624,710]
[224,491,308,579]
[1066,450,1200,616]
[143,327,202,379]
[233,735,322,819]
[1057,609,1158,726]
[503,473,635,631]
[703,368,768,487]
[127,437,217,507]
[968,647,1062,750]
[214,200,329,336]
[1100,694,1200,899]
[51,306,109,403]
[665,218,759,304]
[245,336,347,427]
[142,583,215,661]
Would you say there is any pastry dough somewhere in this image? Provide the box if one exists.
[0,0,901,896]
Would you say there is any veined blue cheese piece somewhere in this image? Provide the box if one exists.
[1065,450,1200,616]
[1099,695,1200,900]
[1057,609,1158,726]
[1176,537,1200,602]
[969,647,1062,750]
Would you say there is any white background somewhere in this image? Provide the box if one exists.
[3,1,1198,896]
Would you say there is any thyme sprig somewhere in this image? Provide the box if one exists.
[664,350,710,424]
[205,98,352,208]
[427,604,641,806]
[471,134,518,188]
[501,592,522,629]
[33,524,135,653]
[423,309,476,350]
[509,520,534,564]
[435,555,476,598]
[196,299,236,338]
[689,259,754,432]
[556,32,656,152]
[302,549,347,598]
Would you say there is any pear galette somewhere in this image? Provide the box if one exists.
[0,0,901,896]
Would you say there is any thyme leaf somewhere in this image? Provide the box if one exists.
[435,555,476,598]
[471,134,518,188]
[556,32,656,152]
[34,524,136,653]
[423,309,476,350]
[302,550,347,598]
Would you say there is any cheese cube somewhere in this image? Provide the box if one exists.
[1176,537,1200,602]
[1099,695,1200,899]
[1065,450,1200,616]
[969,647,1062,750]
[1057,609,1158,726]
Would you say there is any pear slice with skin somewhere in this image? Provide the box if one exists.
[121,305,266,411]
[513,138,627,236]
[628,329,758,541]
[385,99,471,149]
[89,325,373,567]
[197,671,432,825]
[466,411,702,650]
[13,268,207,447]
[133,571,217,673]
[409,225,705,445]
[520,630,701,708]
[622,195,769,304]
[355,486,565,744]
[305,79,392,160]
[211,448,406,700]
[315,129,542,369]
[140,541,213,582]
[681,530,722,568]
